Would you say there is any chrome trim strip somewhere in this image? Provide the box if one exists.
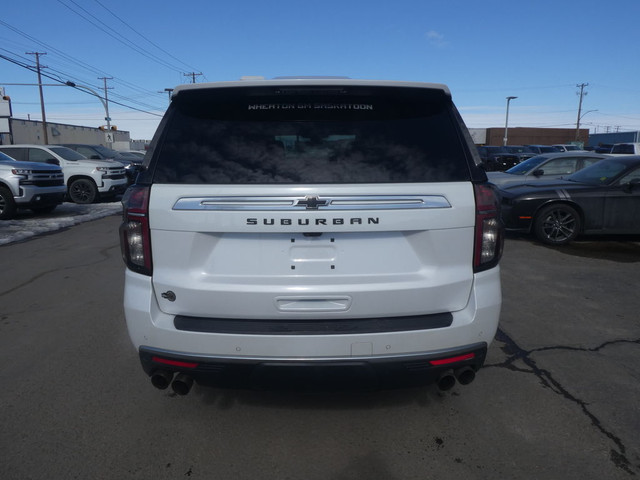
[173,195,451,211]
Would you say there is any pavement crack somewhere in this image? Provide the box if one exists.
[486,328,637,476]
[0,244,119,297]
[535,338,640,354]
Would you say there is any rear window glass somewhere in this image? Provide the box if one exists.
[151,86,471,184]
[611,144,634,154]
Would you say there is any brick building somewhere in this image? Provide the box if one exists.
[469,127,589,146]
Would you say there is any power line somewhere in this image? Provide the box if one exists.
[0,20,167,106]
[1,42,166,111]
[0,52,163,117]
[184,72,203,84]
[92,0,203,75]
[56,0,197,75]
[598,112,640,121]
[457,84,575,94]
[44,64,166,111]
[13,101,98,105]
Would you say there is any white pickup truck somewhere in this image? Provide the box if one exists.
[0,151,66,219]
[0,144,127,203]
[609,143,640,156]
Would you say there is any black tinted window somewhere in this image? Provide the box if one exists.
[151,86,471,184]
[0,148,26,161]
[28,148,54,163]
[567,159,628,185]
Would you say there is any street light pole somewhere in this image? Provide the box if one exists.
[576,109,597,144]
[503,96,517,146]
[65,80,112,148]
[65,81,108,116]
[65,81,113,147]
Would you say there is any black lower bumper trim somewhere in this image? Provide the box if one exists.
[139,344,487,391]
[174,312,453,335]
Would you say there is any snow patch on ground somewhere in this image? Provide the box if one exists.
[0,201,122,246]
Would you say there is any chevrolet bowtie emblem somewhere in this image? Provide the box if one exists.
[295,196,329,210]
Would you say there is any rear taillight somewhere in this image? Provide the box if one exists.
[119,185,152,276]
[473,184,504,272]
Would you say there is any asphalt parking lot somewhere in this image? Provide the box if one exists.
[0,215,638,479]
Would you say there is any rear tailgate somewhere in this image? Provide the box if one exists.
[149,183,476,319]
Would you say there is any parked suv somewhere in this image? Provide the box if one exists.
[476,146,520,171]
[0,145,127,204]
[0,151,66,219]
[504,145,537,162]
[120,78,504,395]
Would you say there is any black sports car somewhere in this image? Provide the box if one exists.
[499,156,640,245]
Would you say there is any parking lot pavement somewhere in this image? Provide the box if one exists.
[0,220,638,479]
[495,234,640,476]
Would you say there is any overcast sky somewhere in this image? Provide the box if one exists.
[1,0,639,140]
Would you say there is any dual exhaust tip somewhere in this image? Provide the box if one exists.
[436,367,476,391]
[151,371,194,396]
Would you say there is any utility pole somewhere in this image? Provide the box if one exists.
[575,83,589,142]
[184,72,202,84]
[27,52,48,144]
[99,77,114,147]
[98,77,113,131]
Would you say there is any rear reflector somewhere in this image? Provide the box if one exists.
[151,356,199,369]
[429,353,475,366]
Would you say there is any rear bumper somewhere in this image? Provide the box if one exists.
[124,266,501,389]
[139,343,488,390]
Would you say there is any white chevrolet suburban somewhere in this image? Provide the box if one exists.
[120,78,504,394]
[0,145,127,204]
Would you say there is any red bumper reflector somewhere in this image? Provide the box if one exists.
[429,353,475,366]
[152,356,198,369]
